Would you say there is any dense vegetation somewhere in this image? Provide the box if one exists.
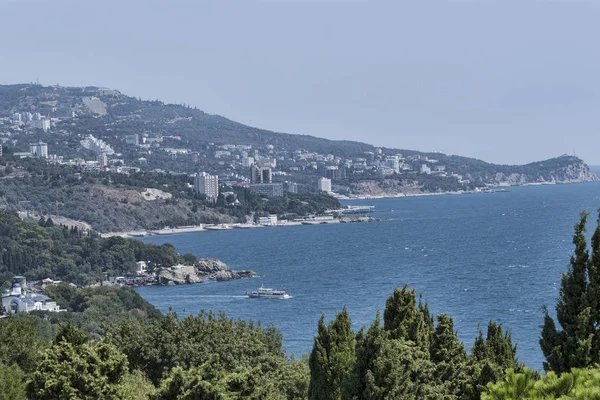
[0,210,196,286]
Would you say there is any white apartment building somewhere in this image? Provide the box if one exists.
[195,172,219,200]
[242,156,254,168]
[318,177,332,193]
[385,156,400,173]
[30,118,51,132]
[30,141,48,158]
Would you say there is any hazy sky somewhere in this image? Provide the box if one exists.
[1,0,598,165]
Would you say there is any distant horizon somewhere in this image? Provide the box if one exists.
[2,1,599,166]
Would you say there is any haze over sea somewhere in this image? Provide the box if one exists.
[137,168,600,370]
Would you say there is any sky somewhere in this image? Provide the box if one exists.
[0,0,599,165]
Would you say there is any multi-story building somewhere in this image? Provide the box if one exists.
[325,166,346,181]
[421,164,431,175]
[257,157,276,168]
[195,172,219,200]
[318,177,332,193]
[284,181,298,194]
[11,113,22,125]
[242,156,254,168]
[30,118,51,132]
[125,134,139,145]
[249,183,284,197]
[251,165,272,184]
[0,144,3,158]
[385,156,400,173]
[97,152,109,167]
[30,141,48,158]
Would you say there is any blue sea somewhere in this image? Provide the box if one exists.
[137,172,600,370]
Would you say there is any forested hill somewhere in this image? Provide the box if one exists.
[0,209,197,286]
[0,83,597,185]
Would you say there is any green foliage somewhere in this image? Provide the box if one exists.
[0,362,27,400]
[0,210,195,285]
[0,317,47,374]
[109,311,288,386]
[119,369,156,400]
[383,285,434,350]
[540,211,600,373]
[308,307,355,400]
[483,367,600,399]
[430,314,468,397]
[26,338,128,400]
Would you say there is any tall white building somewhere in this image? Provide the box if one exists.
[318,177,332,193]
[30,118,51,132]
[242,156,254,168]
[385,156,400,173]
[30,141,48,158]
[11,113,22,125]
[98,152,109,167]
[195,172,219,200]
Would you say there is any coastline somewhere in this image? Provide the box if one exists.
[101,216,377,238]
[100,180,597,238]
[338,179,598,201]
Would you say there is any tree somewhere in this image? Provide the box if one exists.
[0,362,27,400]
[383,285,433,350]
[466,322,520,400]
[483,367,600,400]
[308,307,355,400]
[540,212,598,373]
[26,336,128,400]
[430,314,468,397]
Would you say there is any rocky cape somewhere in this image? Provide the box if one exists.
[155,259,256,285]
[350,156,598,197]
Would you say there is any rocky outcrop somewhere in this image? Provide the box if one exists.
[156,259,256,285]
[490,159,599,186]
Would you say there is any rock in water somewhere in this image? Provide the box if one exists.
[156,259,256,285]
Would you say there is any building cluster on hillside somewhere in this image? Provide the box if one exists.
[1,276,65,316]
[11,112,54,132]
[0,84,474,196]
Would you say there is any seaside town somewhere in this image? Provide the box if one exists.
[1,106,470,196]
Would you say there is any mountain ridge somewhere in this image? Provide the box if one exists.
[0,83,595,170]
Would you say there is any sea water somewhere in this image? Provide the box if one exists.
[137,173,600,370]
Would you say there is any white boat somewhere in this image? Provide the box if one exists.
[246,286,291,299]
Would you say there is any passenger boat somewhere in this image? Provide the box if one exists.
[246,286,291,299]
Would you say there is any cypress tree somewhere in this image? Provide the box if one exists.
[308,307,355,400]
[383,285,433,350]
[345,311,434,400]
[466,322,519,400]
[588,211,600,358]
[540,212,595,372]
[430,314,467,398]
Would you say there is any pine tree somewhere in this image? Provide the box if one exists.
[540,212,595,373]
[308,307,355,400]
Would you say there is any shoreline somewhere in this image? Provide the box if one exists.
[100,180,596,238]
[101,216,377,238]
[338,179,598,201]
